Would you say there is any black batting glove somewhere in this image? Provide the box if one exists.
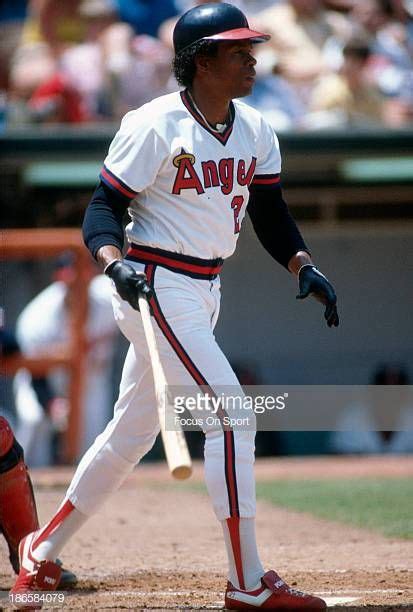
[296,264,339,328]
[105,260,153,311]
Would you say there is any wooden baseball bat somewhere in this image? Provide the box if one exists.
[138,295,192,480]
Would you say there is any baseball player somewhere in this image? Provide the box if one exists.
[11,4,338,609]
[13,255,118,463]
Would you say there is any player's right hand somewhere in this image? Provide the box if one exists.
[105,261,153,310]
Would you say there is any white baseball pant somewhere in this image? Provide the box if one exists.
[66,248,256,527]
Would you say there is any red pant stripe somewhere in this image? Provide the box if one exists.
[32,500,74,551]
[144,264,240,519]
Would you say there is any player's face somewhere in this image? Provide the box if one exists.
[207,41,257,98]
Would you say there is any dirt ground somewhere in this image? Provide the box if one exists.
[1,456,412,611]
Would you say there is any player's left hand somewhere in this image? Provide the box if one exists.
[296,264,339,327]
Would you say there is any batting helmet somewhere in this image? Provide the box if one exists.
[173,2,270,55]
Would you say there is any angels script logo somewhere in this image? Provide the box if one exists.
[172,148,256,196]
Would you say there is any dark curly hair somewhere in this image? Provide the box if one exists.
[172,40,219,88]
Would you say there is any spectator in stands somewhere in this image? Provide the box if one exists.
[0,0,28,92]
[307,38,386,127]
[349,0,399,42]
[27,71,87,123]
[13,254,118,465]
[98,22,172,117]
[243,60,306,130]
[114,0,178,38]
[323,0,354,10]
[57,0,172,119]
[20,0,119,59]
[3,0,412,127]
[329,364,413,454]
[253,0,349,102]
[6,0,107,124]
[57,0,121,119]
[347,0,413,125]
[8,42,88,124]
[21,0,86,54]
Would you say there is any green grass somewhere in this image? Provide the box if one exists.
[256,478,413,540]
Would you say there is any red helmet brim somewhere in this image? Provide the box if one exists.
[205,27,270,44]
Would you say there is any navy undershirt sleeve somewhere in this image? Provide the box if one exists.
[82,181,130,259]
[247,183,309,270]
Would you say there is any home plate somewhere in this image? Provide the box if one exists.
[325,596,360,606]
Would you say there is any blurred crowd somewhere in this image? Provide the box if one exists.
[0,0,412,130]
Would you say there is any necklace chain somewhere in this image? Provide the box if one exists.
[187,90,230,134]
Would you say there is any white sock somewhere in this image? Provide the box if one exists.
[31,502,88,562]
[221,517,264,591]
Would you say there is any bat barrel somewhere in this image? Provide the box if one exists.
[139,295,193,480]
[172,465,192,480]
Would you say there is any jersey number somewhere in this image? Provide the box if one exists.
[231,195,244,234]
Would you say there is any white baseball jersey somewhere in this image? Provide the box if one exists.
[101,90,281,260]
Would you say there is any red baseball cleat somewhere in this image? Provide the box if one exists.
[10,532,61,610]
[225,570,326,610]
